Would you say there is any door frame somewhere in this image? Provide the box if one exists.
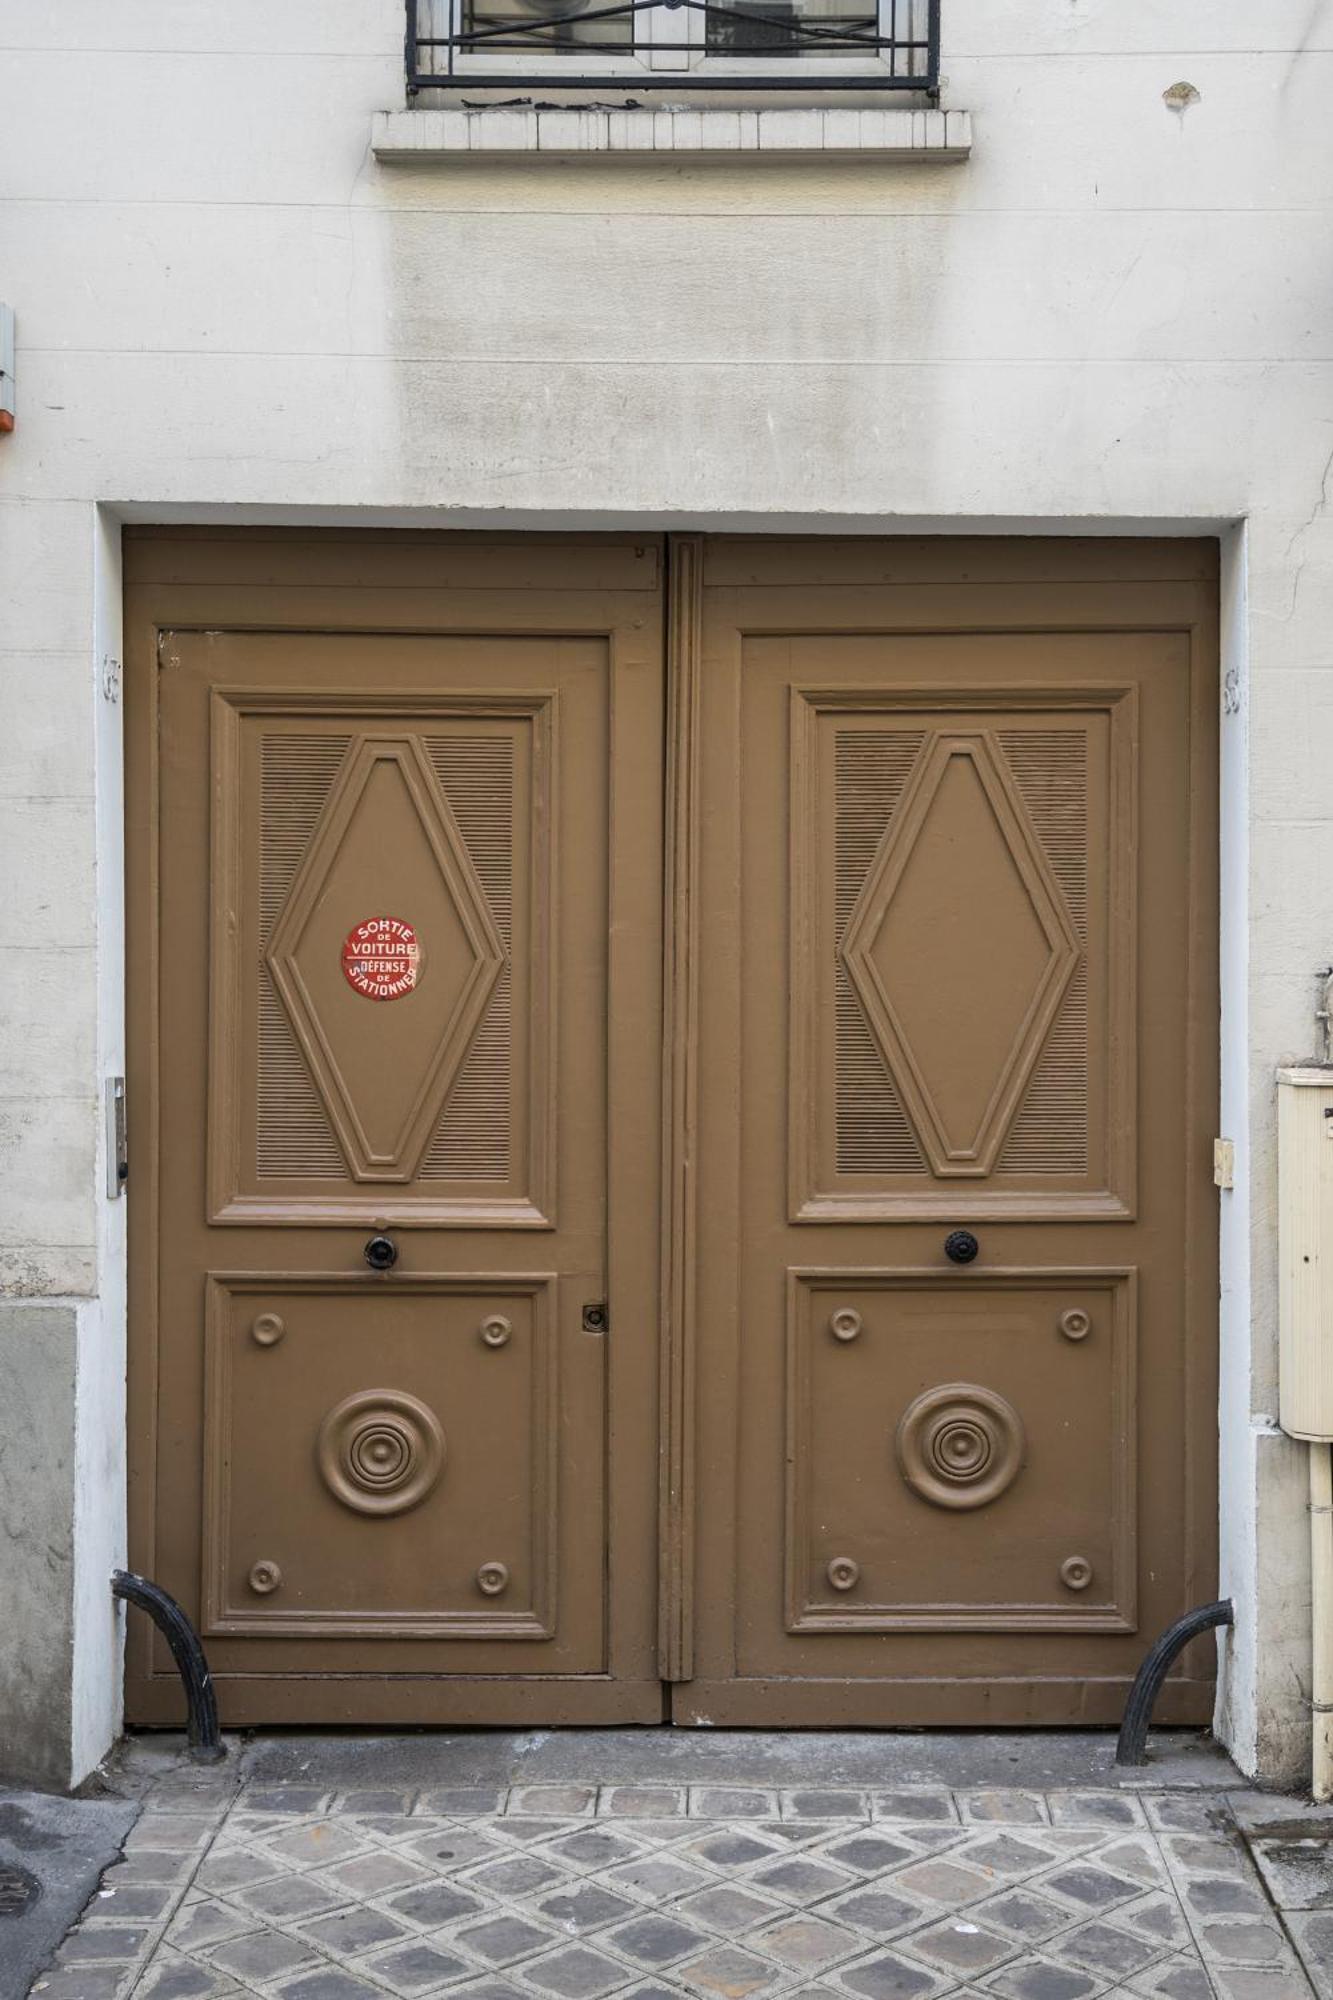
[123,527,1221,1729]
[123,528,667,1725]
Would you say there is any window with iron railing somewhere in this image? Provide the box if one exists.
[406,0,937,91]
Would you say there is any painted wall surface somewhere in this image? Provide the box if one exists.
[1,0,1332,1785]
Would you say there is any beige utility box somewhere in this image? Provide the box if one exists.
[1279,1066,1333,1440]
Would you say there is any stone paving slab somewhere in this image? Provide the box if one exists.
[24,1748,1333,2000]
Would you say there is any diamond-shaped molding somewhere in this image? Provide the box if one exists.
[266,735,506,1182]
[840,731,1081,1178]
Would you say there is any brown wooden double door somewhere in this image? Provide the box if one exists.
[126,532,1218,1729]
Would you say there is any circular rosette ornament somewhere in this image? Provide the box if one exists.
[317,1389,445,1517]
[894,1383,1026,1511]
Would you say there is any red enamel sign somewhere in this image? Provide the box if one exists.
[341,918,421,1001]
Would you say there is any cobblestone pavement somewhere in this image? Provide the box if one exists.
[28,1765,1333,2000]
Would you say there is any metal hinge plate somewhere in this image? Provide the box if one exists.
[107,1077,127,1197]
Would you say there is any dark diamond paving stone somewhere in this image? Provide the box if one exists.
[1129,1900,1191,1944]
[303,1906,409,1953]
[551,1829,639,1868]
[369,1942,468,1989]
[976,1891,1071,1942]
[473,1855,565,1895]
[989,1962,1100,2000]
[210,1931,321,1979]
[332,1790,414,1815]
[1148,1966,1215,2000]
[416,1788,504,1815]
[57,1924,152,1961]
[693,1831,778,1867]
[524,1945,632,1997]
[244,1787,330,1814]
[234,1876,347,1921]
[961,1794,1048,1825]
[387,1882,483,1926]
[873,1794,957,1823]
[907,1919,1016,1973]
[96,1883,176,1919]
[141,1967,233,1999]
[831,1890,919,1935]
[279,1975,387,2000]
[1044,1865,1139,1909]
[756,1859,852,1898]
[826,1835,915,1873]
[1168,1835,1248,1873]
[603,1788,685,1816]
[30,1974,134,2000]
[693,1790,774,1817]
[539,1884,636,1930]
[681,1944,781,1995]
[1296,1911,1333,1962]
[166,1900,249,1951]
[1151,1798,1227,1831]
[1100,1836,1166,1881]
[679,1885,780,1933]
[457,1915,555,1963]
[1185,1875,1267,1916]
[788,1791,867,1818]
[606,1856,710,1899]
[1049,1794,1140,1827]
[407,1828,497,1868]
[964,1835,1059,1874]
[109,1851,195,1884]
[1202,1918,1291,1963]
[195,1852,283,1892]
[839,1949,938,1997]
[609,1913,707,1965]
[1054,1919,1159,1976]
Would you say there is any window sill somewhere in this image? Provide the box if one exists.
[371,104,971,164]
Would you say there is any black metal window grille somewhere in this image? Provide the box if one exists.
[407,0,939,91]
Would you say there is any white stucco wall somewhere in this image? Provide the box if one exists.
[1,0,1331,1785]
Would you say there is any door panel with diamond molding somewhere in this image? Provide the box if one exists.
[125,534,664,1726]
[676,539,1218,1726]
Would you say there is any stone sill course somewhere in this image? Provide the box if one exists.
[373,105,973,163]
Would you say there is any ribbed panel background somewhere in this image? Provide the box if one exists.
[257,734,352,1179]
[419,736,514,1182]
[995,729,1089,1176]
[834,729,928,1175]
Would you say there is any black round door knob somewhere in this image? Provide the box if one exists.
[943,1229,979,1265]
[364,1234,399,1272]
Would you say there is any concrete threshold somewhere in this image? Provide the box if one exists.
[111,1726,1242,1796]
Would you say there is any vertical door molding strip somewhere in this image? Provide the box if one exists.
[659,536,704,1684]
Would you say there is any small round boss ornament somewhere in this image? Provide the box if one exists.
[341,917,421,1001]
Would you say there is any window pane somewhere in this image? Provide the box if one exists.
[461,0,632,54]
[705,0,879,56]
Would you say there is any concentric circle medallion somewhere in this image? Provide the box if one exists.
[317,1389,445,1517]
[895,1382,1025,1511]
